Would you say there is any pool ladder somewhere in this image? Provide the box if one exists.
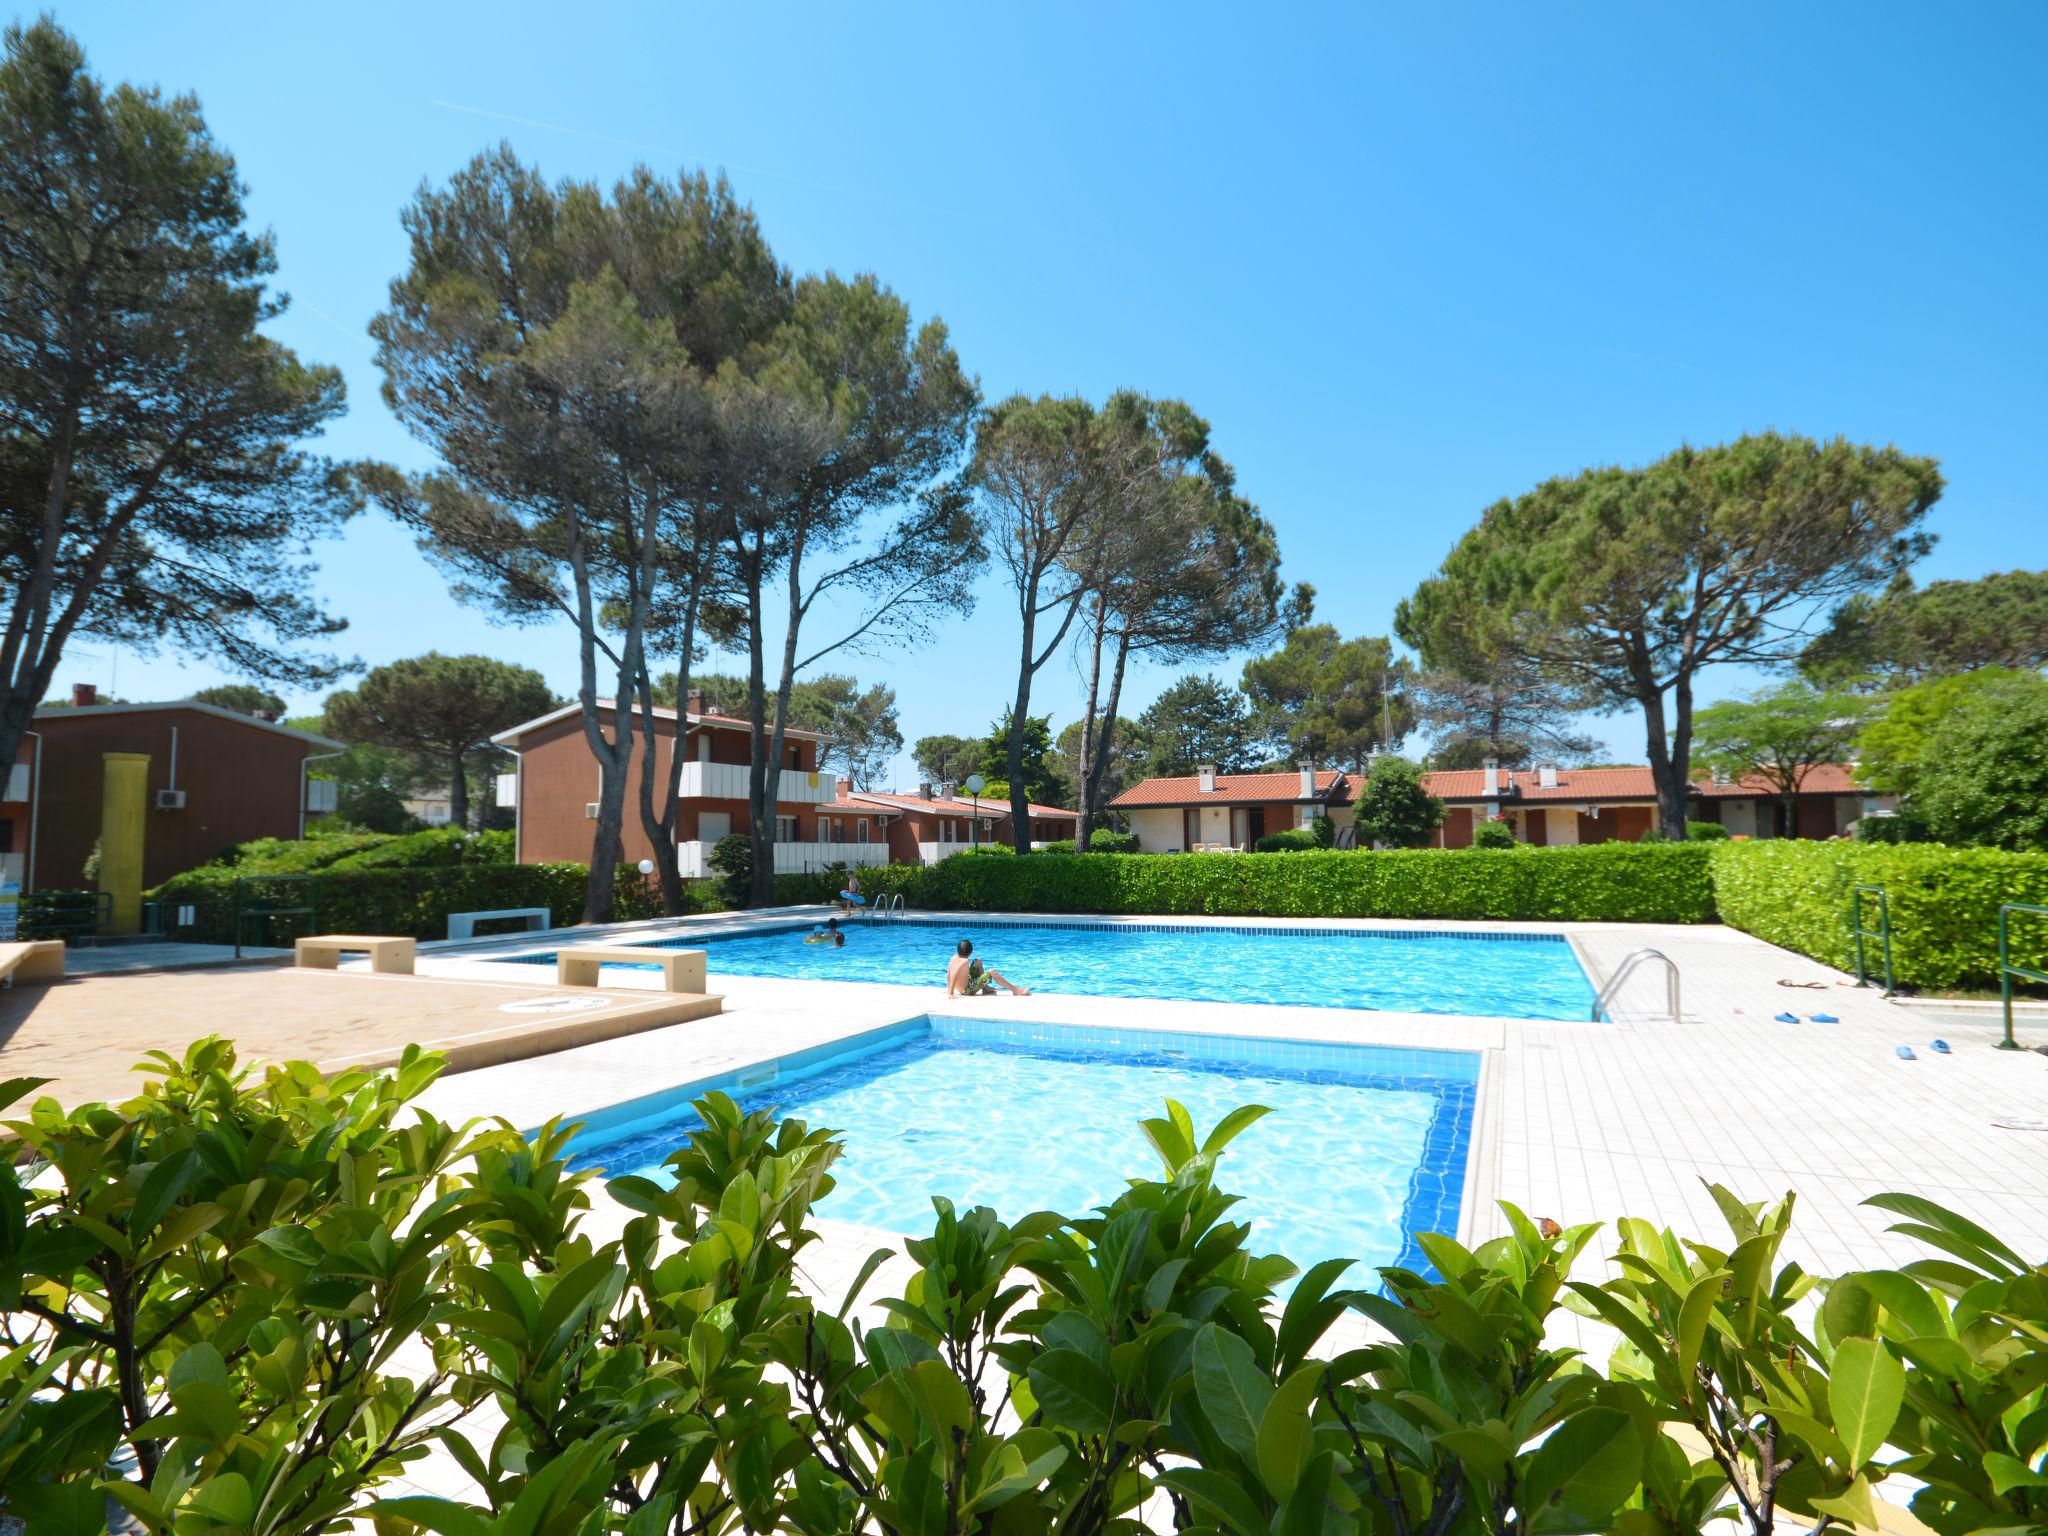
[870,893,905,922]
[1590,948,1681,1023]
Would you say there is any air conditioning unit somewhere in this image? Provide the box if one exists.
[584,802,600,819]
[154,789,187,810]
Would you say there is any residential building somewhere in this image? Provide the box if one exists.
[833,782,1078,864]
[1420,761,1888,846]
[3,684,345,891]
[1110,767,1351,852]
[492,691,888,877]
[1107,759,1888,851]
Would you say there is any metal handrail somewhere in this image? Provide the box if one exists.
[1852,884,1895,996]
[1590,948,1681,1023]
[1998,903,2047,1052]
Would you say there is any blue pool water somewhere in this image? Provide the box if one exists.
[513,919,1594,1020]
[563,1016,1477,1283]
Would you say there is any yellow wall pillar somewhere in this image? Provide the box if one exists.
[99,752,150,934]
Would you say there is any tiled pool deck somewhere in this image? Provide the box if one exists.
[411,908,2048,1309]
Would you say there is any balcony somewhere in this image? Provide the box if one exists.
[676,759,832,804]
[675,839,889,878]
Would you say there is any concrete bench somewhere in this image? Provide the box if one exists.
[447,907,551,941]
[0,940,65,986]
[555,945,706,993]
[295,934,416,975]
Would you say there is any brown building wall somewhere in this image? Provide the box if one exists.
[513,709,825,866]
[30,708,325,890]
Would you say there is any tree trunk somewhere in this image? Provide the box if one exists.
[1074,600,1108,849]
[752,552,808,907]
[447,743,470,831]
[1007,589,1039,855]
[1083,631,1132,841]
[743,548,774,909]
[1663,666,1695,839]
[637,589,700,916]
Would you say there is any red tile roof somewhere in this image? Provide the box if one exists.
[1694,763,1864,797]
[1415,764,1865,803]
[852,790,1078,821]
[1111,770,1348,808]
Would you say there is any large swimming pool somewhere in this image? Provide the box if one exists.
[509,917,1594,1020]
[563,1016,1478,1283]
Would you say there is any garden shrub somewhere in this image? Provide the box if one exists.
[1710,839,2048,991]
[1254,828,1320,853]
[149,859,661,942]
[1087,828,1140,853]
[1684,820,1730,840]
[707,831,753,906]
[1471,820,1517,849]
[1853,812,1930,844]
[1310,812,1336,848]
[797,842,1716,923]
[193,825,513,879]
[8,1039,2043,1536]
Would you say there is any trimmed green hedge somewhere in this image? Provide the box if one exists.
[1710,840,2048,991]
[150,863,664,944]
[778,842,1716,922]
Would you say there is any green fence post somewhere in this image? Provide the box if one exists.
[1851,884,1893,996]
[1999,903,2048,1052]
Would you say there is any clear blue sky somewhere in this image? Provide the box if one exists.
[53,1,2048,781]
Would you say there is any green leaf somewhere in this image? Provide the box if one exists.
[1156,1467,1271,1536]
[255,1223,325,1268]
[1198,1104,1273,1156]
[1519,1408,1642,1534]
[129,1147,199,1240]
[370,1497,500,1536]
[0,1076,53,1115]
[1676,1270,1725,1377]
[1193,1322,1274,1462]
[1864,1193,2028,1274]
[184,1472,255,1527]
[1027,1347,1114,1435]
[1810,1474,1878,1531]
[1984,1453,2048,1495]
[1255,1365,1322,1498]
[1433,1427,1511,1483]
[1829,1337,1905,1468]
[12,1478,105,1536]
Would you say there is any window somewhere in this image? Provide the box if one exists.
[831,817,843,840]
[787,744,800,768]
[697,733,710,763]
[776,816,798,842]
[857,818,869,842]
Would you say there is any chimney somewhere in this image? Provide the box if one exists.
[1482,757,1498,796]
[937,782,954,801]
[684,687,707,716]
[1198,764,1217,794]
[918,781,932,801]
[1297,765,1314,799]
[256,708,279,723]
[836,776,852,796]
[72,683,97,707]
[1538,762,1558,790]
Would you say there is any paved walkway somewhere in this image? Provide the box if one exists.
[0,966,719,1107]
[58,941,293,975]
[411,913,2048,1286]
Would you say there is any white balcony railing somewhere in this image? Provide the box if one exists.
[674,839,890,879]
[676,760,832,804]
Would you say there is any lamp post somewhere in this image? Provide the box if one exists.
[964,774,985,853]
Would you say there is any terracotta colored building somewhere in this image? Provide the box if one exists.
[1110,767,1350,852]
[2,687,345,892]
[831,782,1077,865]
[1108,760,1887,852]
[1419,761,1885,847]
[493,696,888,877]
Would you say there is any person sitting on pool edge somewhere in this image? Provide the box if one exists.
[946,938,1028,996]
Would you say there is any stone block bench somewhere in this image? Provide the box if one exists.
[295,934,417,975]
[0,939,65,986]
[555,945,707,994]
[447,907,551,941]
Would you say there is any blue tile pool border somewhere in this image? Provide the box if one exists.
[547,1014,1483,1282]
